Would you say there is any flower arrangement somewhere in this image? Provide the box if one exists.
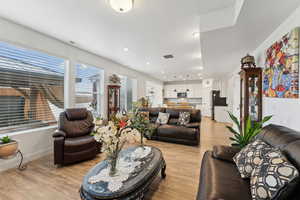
[93,113,140,176]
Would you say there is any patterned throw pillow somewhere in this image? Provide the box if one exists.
[251,149,299,200]
[233,140,273,178]
[156,112,170,124]
[177,112,191,126]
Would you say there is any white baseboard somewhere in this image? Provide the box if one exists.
[0,147,52,172]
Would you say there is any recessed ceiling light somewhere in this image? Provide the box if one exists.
[146,62,150,65]
[198,66,204,70]
[123,47,129,52]
[193,32,200,39]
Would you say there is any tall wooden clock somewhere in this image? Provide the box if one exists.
[107,85,121,120]
[240,54,262,127]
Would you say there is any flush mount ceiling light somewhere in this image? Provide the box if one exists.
[109,0,134,13]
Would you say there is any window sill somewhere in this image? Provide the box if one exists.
[5,125,57,137]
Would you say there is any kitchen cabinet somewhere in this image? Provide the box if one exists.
[164,83,203,98]
[164,85,177,98]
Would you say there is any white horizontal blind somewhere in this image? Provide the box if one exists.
[75,64,104,117]
[0,42,65,134]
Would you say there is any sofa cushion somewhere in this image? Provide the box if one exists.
[165,108,201,123]
[251,148,299,200]
[197,151,251,200]
[256,124,300,149]
[157,125,197,140]
[212,145,241,163]
[282,140,300,170]
[233,140,273,178]
[64,135,96,153]
[65,108,88,120]
[60,111,95,138]
[139,107,165,117]
[168,118,178,125]
[185,122,200,129]
[177,112,191,126]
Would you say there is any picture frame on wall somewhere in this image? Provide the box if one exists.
[263,27,299,98]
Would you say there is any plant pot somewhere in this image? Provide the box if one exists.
[0,140,18,158]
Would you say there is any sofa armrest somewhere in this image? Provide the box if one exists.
[185,122,200,129]
[212,145,240,163]
[53,130,66,138]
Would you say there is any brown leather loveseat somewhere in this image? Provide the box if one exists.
[53,108,98,165]
[197,124,300,200]
[139,107,201,146]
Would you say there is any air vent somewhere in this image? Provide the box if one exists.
[163,54,174,59]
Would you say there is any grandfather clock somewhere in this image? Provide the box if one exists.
[240,54,262,127]
[107,85,120,120]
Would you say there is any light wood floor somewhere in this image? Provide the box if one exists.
[0,118,231,200]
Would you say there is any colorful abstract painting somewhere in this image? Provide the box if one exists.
[263,27,299,98]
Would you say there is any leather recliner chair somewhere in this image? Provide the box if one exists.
[53,108,98,165]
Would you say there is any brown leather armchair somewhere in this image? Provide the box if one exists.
[53,108,98,165]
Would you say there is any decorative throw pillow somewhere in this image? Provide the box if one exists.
[233,139,273,178]
[156,112,170,124]
[177,112,191,126]
[251,149,299,200]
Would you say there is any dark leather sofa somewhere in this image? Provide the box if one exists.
[139,107,201,146]
[197,124,300,200]
[53,108,99,165]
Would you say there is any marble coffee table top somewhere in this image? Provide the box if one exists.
[81,146,164,199]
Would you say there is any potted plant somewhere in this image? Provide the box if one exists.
[226,112,272,149]
[0,136,18,158]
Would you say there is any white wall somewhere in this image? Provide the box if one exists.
[0,17,162,171]
[227,5,300,131]
[146,81,163,107]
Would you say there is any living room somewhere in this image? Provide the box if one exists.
[1,0,300,200]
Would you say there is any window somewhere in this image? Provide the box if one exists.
[0,42,65,133]
[75,64,104,117]
[120,75,137,112]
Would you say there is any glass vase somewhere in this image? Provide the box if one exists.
[108,153,119,177]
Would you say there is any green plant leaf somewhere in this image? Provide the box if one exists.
[227,111,242,134]
[245,116,251,137]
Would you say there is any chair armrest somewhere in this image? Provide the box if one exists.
[53,130,66,138]
[212,145,240,163]
[185,122,200,129]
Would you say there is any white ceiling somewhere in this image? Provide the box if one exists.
[201,0,300,78]
[0,0,299,82]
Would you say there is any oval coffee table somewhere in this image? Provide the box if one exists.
[80,146,166,200]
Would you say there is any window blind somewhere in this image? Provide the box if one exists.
[0,42,65,133]
[75,64,103,117]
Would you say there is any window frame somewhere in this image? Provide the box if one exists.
[0,40,67,134]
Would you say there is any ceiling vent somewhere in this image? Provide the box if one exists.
[163,54,174,59]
